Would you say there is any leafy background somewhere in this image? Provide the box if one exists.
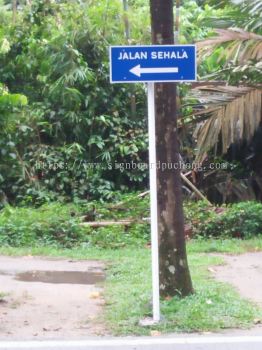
[0,0,261,207]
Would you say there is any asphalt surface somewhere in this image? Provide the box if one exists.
[1,337,262,350]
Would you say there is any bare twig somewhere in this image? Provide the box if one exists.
[181,172,212,205]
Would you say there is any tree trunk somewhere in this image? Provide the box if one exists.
[122,0,130,41]
[150,0,193,297]
[12,0,17,23]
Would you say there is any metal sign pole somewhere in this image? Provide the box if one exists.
[110,44,197,324]
[147,82,160,322]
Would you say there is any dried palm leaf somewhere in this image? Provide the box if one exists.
[197,29,262,47]
[197,29,262,63]
[187,86,262,162]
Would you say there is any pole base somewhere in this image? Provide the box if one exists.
[139,317,161,327]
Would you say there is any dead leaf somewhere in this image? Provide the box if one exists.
[208,267,216,273]
[89,292,101,299]
[254,318,261,324]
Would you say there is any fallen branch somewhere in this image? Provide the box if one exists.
[80,218,149,228]
[137,191,149,198]
[181,172,212,205]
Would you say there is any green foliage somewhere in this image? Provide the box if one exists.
[184,200,217,228]
[185,201,262,238]
[179,1,221,44]
[201,202,262,238]
[198,0,262,83]
[0,203,87,248]
[0,0,148,204]
[1,194,262,249]
[202,0,262,32]
[0,0,261,206]
[0,193,150,248]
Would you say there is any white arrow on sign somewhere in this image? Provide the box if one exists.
[130,64,179,77]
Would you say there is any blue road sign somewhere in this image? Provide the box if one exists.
[110,45,196,83]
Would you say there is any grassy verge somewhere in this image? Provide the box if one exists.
[187,237,262,254]
[0,238,261,335]
[104,248,261,335]
[1,236,262,257]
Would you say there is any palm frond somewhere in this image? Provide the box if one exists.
[201,0,262,32]
[197,29,262,63]
[187,86,262,162]
[240,0,262,17]
[197,29,262,47]
[199,60,262,84]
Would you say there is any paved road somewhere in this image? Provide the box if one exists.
[1,337,262,350]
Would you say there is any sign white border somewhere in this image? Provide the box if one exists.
[109,44,197,83]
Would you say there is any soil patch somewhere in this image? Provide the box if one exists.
[213,252,262,307]
[0,255,106,340]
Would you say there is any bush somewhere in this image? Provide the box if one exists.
[0,1,148,206]
[1,196,261,249]
[0,203,87,248]
[201,202,262,238]
[185,201,262,238]
[0,194,150,248]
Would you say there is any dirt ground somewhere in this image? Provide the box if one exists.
[0,252,262,340]
[0,256,106,340]
[212,252,262,307]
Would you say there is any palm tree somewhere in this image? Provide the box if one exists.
[180,0,262,202]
